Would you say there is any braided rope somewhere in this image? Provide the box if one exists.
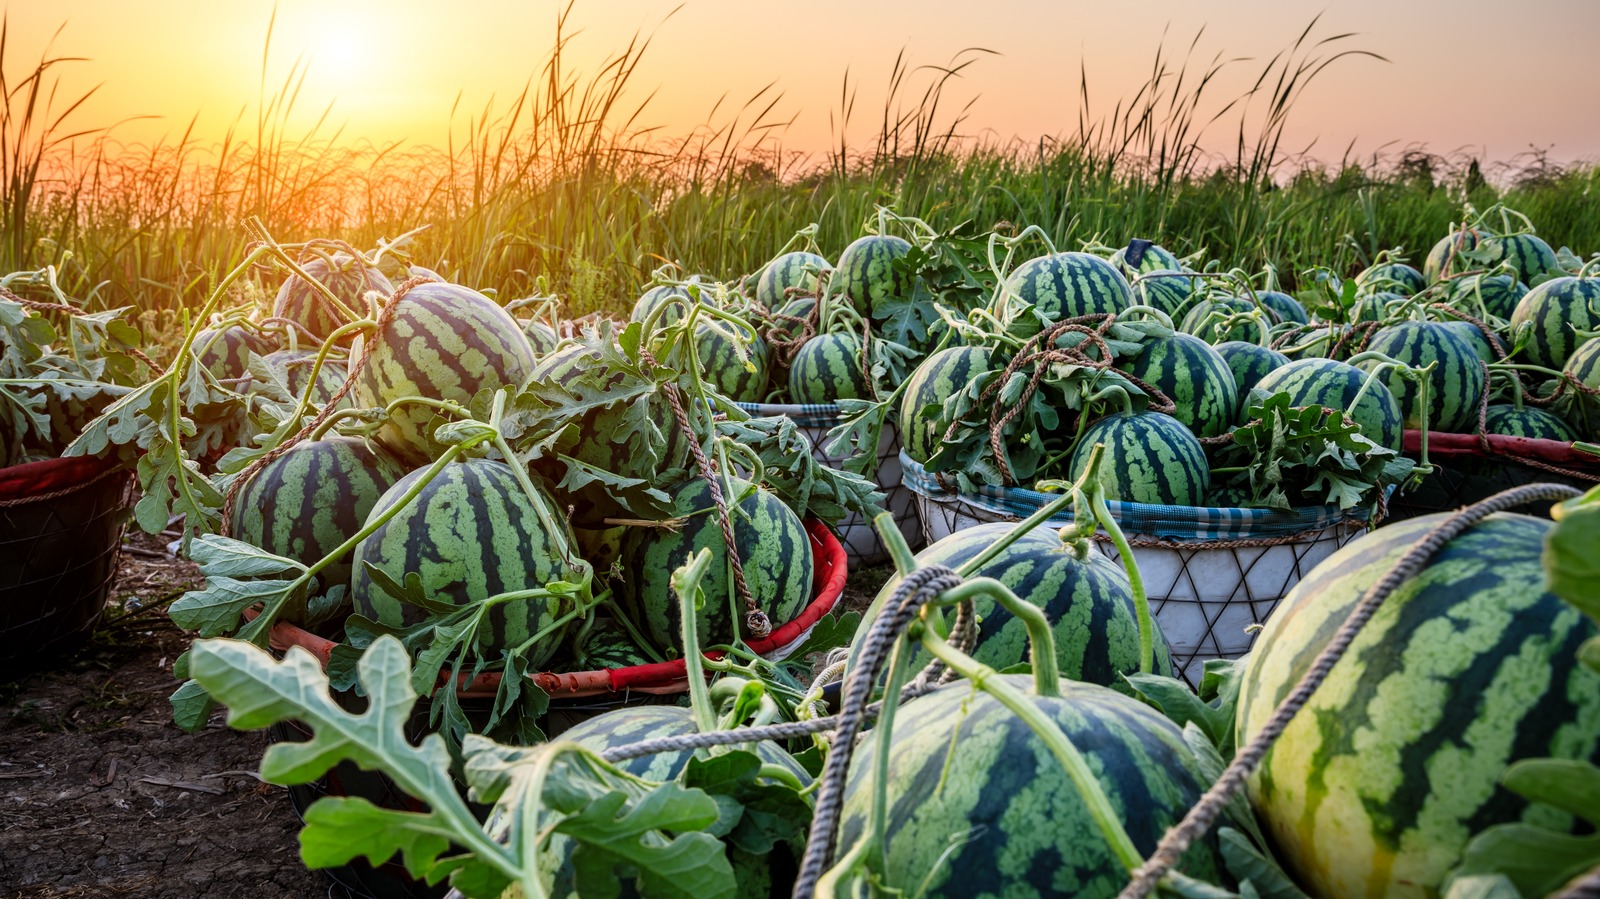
[1116,481,1584,899]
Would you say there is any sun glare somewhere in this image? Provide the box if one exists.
[310,11,374,85]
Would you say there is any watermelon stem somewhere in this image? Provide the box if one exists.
[672,548,720,735]
[938,577,1062,696]
[1090,486,1155,675]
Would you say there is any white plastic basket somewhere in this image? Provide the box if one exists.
[904,452,1371,685]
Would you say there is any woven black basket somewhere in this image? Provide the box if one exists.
[1388,430,1599,522]
[0,456,131,679]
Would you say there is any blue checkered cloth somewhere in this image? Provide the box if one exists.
[900,451,1368,540]
[736,402,844,430]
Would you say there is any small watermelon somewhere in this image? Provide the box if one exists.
[1250,357,1405,451]
[788,332,870,403]
[350,458,581,664]
[1215,342,1290,418]
[1509,275,1600,370]
[1446,273,1527,321]
[756,251,830,307]
[1238,512,1600,899]
[1117,332,1238,438]
[273,252,393,343]
[1130,271,1206,319]
[1482,404,1578,441]
[1180,296,1264,344]
[1350,291,1403,324]
[1424,229,1485,283]
[1355,262,1427,296]
[257,349,350,408]
[834,234,912,318]
[1256,290,1310,325]
[193,326,269,383]
[523,319,560,355]
[692,322,769,403]
[1067,410,1210,506]
[1109,239,1182,278]
[1006,251,1132,323]
[617,477,812,650]
[558,616,655,671]
[631,280,712,328]
[1361,321,1486,432]
[899,345,992,464]
[1482,231,1561,287]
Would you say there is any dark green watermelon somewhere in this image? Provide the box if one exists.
[788,332,871,403]
[273,252,393,343]
[1562,336,1600,439]
[1130,271,1206,320]
[1117,332,1238,438]
[1355,262,1427,297]
[1446,273,1527,321]
[835,234,912,318]
[1437,319,1499,364]
[1256,290,1310,325]
[1067,411,1210,506]
[1250,358,1404,450]
[1483,232,1561,287]
[1215,342,1291,418]
[756,251,830,308]
[1361,321,1486,432]
[1180,296,1264,344]
[257,349,350,408]
[1510,275,1600,370]
[1006,252,1132,322]
[1109,239,1182,278]
[694,322,769,403]
[193,325,269,383]
[1424,229,1485,283]
[899,345,992,464]
[1482,404,1578,442]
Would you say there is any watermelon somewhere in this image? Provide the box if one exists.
[1180,296,1264,344]
[1424,229,1485,283]
[1509,275,1600,370]
[788,332,870,403]
[1361,321,1486,432]
[1483,232,1561,287]
[193,326,269,382]
[351,282,537,465]
[257,349,350,408]
[1067,411,1210,506]
[693,322,769,403]
[836,676,1224,899]
[1131,271,1205,319]
[1215,342,1290,418]
[1117,332,1238,438]
[1256,290,1310,325]
[834,234,912,318]
[523,320,559,355]
[617,477,811,650]
[350,458,581,664]
[1446,273,1527,321]
[756,251,829,308]
[1251,358,1405,451]
[272,252,393,343]
[1437,319,1499,364]
[1006,251,1132,323]
[1356,262,1427,297]
[631,281,712,328]
[1109,239,1182,278]
[1562,336,1600,438]
[1238,512,1600,899]
[229,436,407,598]
[878,521,1173,682]
[899,345,992,464]
[557,616,655,671]
[1482,404,1578,441]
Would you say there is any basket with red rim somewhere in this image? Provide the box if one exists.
[1391,429,1600,520]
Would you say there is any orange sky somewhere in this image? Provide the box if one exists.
[9,0,1600,169]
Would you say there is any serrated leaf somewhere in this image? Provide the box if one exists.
[169,576,302,637]
[299,797,454,876]
[1218,828,1311,899]
[187,534,306,578]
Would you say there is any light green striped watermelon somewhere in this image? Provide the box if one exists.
[899,344,992,464]
[1109,239,1182,278]
[1130,271,1206,320]
[1482,404,1578,441]
[1482,232,1561,287]
[1257,290,1310,325]
[1509,275,1600,370]
[1006,251,1132,322]
[1117,332,1238,438]
[272,252,393,343]
[1180,296,1265,344]
[1250,358,1405,451]
[1351,291,1403,325]
[1446,273,1527,321]
[522,320,560,356]
[1356,262,1427,297]
[258,349,350,408]
[756,251,830,308]
[229,436,407,601]
[878,522,1173,682]
[630,281,710,328]
[1067,410,1210,506]
[837,676,1224,899]
[693,322,769,403]
[1215,342,1290,419]
[1361,321,1486,432]
[788,332,870,403]
[193,326,269,382]
[1424,229,1485,283]
[1238,512,1600,899]
[834,234,912,318]
[350,458,580,664]
[351,282,537,465]
[618,477,811,650]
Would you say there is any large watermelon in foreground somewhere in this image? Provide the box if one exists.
[350,458,581,665]
[352,282,537,464]
[876,521,1173,682]
[618,478,812,650]
[837,676,1224,899]
[1238,512,1600,899]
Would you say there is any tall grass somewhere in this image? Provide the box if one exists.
[5,7,1598,327]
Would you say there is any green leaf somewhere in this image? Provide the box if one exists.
[558,788,737,899]
[187,534,306,579]
[1442,874,1524,899]
[168,678,218,733]
[1218,828,1310,899]
[1501,758,1600,825]
[1546,498,1600,623]
[169,576,303,637]
[299,797,455,877]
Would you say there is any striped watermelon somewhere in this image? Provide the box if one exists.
[631,281,712,328]
[1257,290,1310,325]
[1131,271,1206,319]
[1483,232,1561,287]
[1117,332,1238,438]
[350,458,580,664]
[351,282,537,465]
[834,234,912,318]
[1006,252,1132,323]
[617,477,812,650]
[1446,273,1527,321]
[1238,512,1600,899]
[229,436,407,599]
[1067,411,1210,506]
[272,252,393,343]
[880,522,1174,682]
[693,322,769,403]
[788,332,870,403]
[1482,404,1578,441]
[1356,262,1427,297]
[522,320,559,355]
[258,349,350,408]
[1424,229,1485,283]
[756,251,830,308]
[1351,291,1402,325]
[193,326,269,382]
[1250,358,1405,451]
[899,345,992,464]
[1509,275,1600,370]
[765,295,816,343]
[1437,320,1499,364]
[1109,239,1182,278]
[1361,321,1486,432]
[557,616,654,671]
[1180,296,1264,344]
[1215,342,1290,418]
[837,676,1224,899]
[1562,336,1600,438]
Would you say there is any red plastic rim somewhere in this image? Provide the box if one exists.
[1404,429,1600,470]
[0,454,122,503]
[267,516,850,699]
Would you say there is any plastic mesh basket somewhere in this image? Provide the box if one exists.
[737,402,921,566]
[902,452,1371,686]
[1388,430,1600,521]
[0,455,131,678]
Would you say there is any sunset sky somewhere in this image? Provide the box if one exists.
[9,0,1600,170]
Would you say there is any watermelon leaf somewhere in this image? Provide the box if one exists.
[1444,757,1600,897]
[1218,828,1311,899]
[1442,875,1524,899]
[1546,490,1600,631]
